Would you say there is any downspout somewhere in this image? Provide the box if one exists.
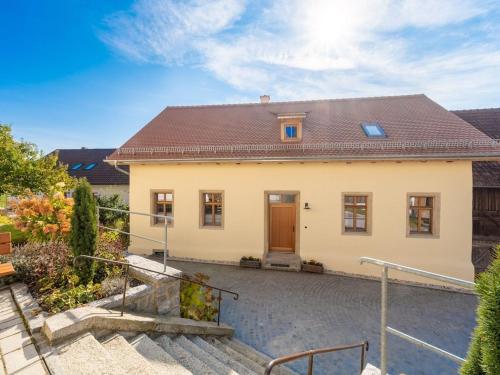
[113,161,130,176]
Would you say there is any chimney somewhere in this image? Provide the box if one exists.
[260,95,270,104]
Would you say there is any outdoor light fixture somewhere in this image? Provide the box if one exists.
[304,202,310,210]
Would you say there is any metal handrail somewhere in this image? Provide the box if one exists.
[264,341,369,375]
[360,256,476,374]
[73,255,239,326]
[96,206,169,272]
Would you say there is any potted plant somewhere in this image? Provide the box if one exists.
[240,256,261,269]
[302,259,324,273]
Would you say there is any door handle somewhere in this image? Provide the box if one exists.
[292,225,295,233]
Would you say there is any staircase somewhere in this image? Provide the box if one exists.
[263,252,301,271]
[45,332,299,375]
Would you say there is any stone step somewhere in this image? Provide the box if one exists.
[206,337,266,374]
[262,253,301,272]
[47,332,126,375]
[174,335,238,375]
[101,334,158,375]
[189,336,257,375]
[156,335,218,375]
[130,334,193,375]
[220,337,300,375]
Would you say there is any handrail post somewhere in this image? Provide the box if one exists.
[307,355,314,375]
[217,290,221,326]
[96,206,100,241]
[360,342,366,374]
[380,266,388,375]
[163,220,167,272]
[121,264,130,317]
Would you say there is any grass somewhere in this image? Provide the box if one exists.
[0,215,28,245]
[0,195,6,209]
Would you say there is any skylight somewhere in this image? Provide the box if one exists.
[361,122,386,138]
[70,163,83,170]
[83,162,97,170]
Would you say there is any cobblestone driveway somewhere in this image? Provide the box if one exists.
[161,258,477,375]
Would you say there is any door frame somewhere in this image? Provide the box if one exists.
[264,191,300,255]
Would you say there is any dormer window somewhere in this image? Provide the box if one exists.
[278,112,306,142]
[284,125,298,139]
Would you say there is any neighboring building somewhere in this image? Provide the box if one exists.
[452,108,500,274]
[55,148,129,203]
[107,94,500,284]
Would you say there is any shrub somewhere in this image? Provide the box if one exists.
[461,246,500,375]
[70,179,97,284]
[180,272,219,321]
[96,194,130,247]
[11,186,73,242]
[40,282,104,314]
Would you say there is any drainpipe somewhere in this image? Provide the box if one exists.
[113,161,129,176]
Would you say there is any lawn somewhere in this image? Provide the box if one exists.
[0,215,28,245]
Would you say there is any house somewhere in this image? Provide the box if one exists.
[452,108,500,274]
[55,148,129,203]
[106,94,500,284]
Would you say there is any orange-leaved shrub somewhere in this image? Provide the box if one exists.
[12,184,73,242]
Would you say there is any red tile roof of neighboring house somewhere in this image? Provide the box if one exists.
[55,148,129,185]
[452,108,500,140]
[107,94,500,162]
[453,107,500,188]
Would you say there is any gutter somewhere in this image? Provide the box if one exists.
[111,161,130,175]
[104,152,500,165]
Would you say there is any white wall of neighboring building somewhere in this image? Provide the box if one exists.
[92,185,129,203]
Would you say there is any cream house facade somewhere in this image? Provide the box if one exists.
[107,94,500,284]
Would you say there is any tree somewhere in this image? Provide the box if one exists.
[0,124,74,196]
[70,179,97,284]
[461,246,500,375]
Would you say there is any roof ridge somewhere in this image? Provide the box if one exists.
[164,94,427,110]
[452,107,500,113]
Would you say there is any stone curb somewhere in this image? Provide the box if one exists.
[42,306,234,344]
[10,282,48,334]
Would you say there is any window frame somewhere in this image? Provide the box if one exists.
[341,192,372,236]
[280,118,303,142]
[406,193,440,238]
[150,190,174,227]
[199,190,224,229]
[361,122,386,138]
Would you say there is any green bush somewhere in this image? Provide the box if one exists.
[70,179,97,284]
[96,194,130,247]
[461,245,500,375]
[180,272,219,321]
[41,282,103,314]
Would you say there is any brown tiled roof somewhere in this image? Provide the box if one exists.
[473,162,500,187]
[108,94,500,162]
[55,149,129,185]
[452,108,500,139]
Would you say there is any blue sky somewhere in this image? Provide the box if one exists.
[1,0,500,153]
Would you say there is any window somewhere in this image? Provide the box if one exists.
[70,163,83,170]
[343,194,369,233]
[408,196,433,234]
[268,193,296,203]
[84,162,97,170]
[361,122,386,138]
[201,192,223,227]
[284,125,297,139]
[153,192,174,225]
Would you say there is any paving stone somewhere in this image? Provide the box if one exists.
[158,258,478,375]
[12,360,47,375]
[3,343,40,374]
[0,323,25,340]
[0,329,32,354]
[0,317,22,331]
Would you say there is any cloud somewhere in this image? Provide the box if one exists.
[101,0,500,107]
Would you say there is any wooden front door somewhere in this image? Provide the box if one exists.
[269,196,296,252]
